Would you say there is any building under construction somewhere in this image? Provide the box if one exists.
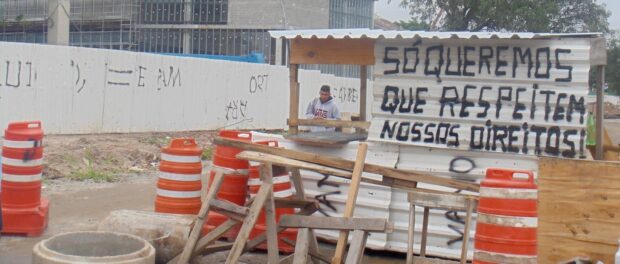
[0,0,374,75]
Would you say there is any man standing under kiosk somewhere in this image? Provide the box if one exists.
[305,85,341,132]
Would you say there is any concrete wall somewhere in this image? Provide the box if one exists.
[0,41,368,134]
[227,0,329,29]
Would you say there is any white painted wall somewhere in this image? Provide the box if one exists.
[0,42,369,134]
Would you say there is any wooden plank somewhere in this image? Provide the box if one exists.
[596,66,604,159]
[238,151,352,178]
[197,203,321,257]
[538,158,620,264]
[217,137,480,192]
[210,199,248,221]
[460,198,474,264]
[261,164,280,263]
[226,183,272,264]
[289,168,322,264]
[282,238,332,263]
[359,65,367,122]
[193,220,238,257]
[288,118,370,129]
[293,228,311,264]
[244,204,319,252]
[344,230,368,264]
[284,131,368,146]
[332,143,368,264]
[408,190,478,211]
[280,254,294,264]
[289,168,306,200]
[290,38,375,65]
[168,219,238,263]
[203,243,234,255]
[420,207,430,257]
[274,197,319,209]
[279,215,390,232]
[175,171,224,264]
[406,192,416,264]
[289,64,299,135]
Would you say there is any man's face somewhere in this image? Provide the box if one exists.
[319,91,330,103]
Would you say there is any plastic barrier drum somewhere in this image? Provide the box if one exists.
[1,121,49,236]
[204,130,252,239]
[474,168,537,264]
[247,141,297,253]
[155,138,203,214]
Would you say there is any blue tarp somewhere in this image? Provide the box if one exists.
[157,52,265,64]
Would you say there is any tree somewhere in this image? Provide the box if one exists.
[395,18,429,31]
[606,32,620,95]
[391,0,610,33]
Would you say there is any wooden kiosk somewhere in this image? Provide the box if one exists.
[284,34,375,145]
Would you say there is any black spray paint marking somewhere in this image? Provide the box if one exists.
[249,74,268,94]
[138,66,147,87]
[71,60,87,93]
[5,60,21,87]
[157,66,182,90]
[107,67,133,86]
[225,99,249,121]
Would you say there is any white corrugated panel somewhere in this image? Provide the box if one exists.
[0,42,367,134]
[370,38,592,160]
[269,28,602,40]
[364,33,595,259]
[251,132,480,259]
[251,132,398,249]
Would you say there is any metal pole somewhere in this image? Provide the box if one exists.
[596,65,605,160]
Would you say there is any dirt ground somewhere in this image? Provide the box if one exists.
[42,131,218,181]
[0,130,461,264]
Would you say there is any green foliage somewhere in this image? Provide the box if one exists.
[139,136,170,147]
[70,167,117,183]
[396,18,430,31]
[202,146,213,160]
[392,0,610,33]
[606,33,620,95]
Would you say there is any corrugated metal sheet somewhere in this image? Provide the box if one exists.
[250,132,486,259]
[269,28,602,40]
[251,132,398,250]
[370,38,592,159]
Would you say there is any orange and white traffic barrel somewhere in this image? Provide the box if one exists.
[247,140,297,253]
[205,130,252,239]
[155,138,203,214]
[474,168,537,264]
[1,121,49,237]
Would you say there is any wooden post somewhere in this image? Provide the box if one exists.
[331,143,368,264]
[406,193,416,264]
[176,171,225,264]
[359,65,367,122]
[293,228,311,264]
[289,64,300,135]
[420,207,430,257]
[290,168,321,264]
[460,197,474,264]
[260,163,280,263]
[226,183,272,264]
[344,230,368,264]
[596,65,605,160]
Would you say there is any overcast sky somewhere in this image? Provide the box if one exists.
[375,0,620,31]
